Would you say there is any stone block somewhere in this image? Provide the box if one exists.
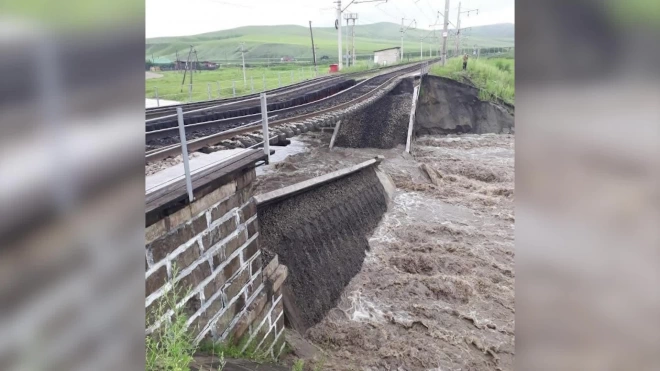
[225,269,250,302]
[203,292,224,320]
[203,272,226,300]
[178,261,212,293]
[149,224,194,263]
[263,256,279,278]
[250,256,262,276]
[237,169,256,191]
[246,272,263,298]
[214,300,237,337]
[209,194,240,224]
[242,238,259,263]
[146,265,168,297]
[190,181,237,216]
[174,241,201,271]
[230,291,268,343]
[252,301,273,335]
[239,200,257,224]
[166,205,192,232]
[271,265,288,292]
[145,218,166,245]
[202,217,237,251]
[246,218,259,239]
[218,255,241,281]
[223,231,248,260]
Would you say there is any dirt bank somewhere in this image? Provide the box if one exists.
[254,131,515,370]
[415,76,514,135]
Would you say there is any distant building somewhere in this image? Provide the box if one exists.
[373,47,400,66]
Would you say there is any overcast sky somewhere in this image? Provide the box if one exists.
[146,0,514,38]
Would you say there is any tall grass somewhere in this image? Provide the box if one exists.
[145,267,199,371]
[430,57,515,105]
[146,65,325,103]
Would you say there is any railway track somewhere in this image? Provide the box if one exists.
[145,74,340,121]
[146,60,437,163]
[146,76,355,132]
[145,60,426,121]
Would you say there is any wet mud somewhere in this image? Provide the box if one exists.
[255,132,515,370]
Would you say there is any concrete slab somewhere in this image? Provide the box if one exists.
[146,149,250,193]
[145,98,180,108]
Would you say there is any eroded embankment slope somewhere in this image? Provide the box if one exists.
[416,75,514,135]
[333,78,414,149]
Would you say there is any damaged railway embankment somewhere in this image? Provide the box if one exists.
[415,75,514,135]
[254,158,395,333]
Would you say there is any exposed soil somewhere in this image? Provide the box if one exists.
[254,132,515,370]
[416,76,514,135]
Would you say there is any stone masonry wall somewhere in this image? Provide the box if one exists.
[257,166,388,332]
[145,167,288,358]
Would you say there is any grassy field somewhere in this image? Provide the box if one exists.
[430,56,515,105]
[147,22,514,62]
[146,64,332,102]
[146,57,420,103]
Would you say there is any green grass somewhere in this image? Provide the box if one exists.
[145,267,198,371]
[198,334,277,365]
[147,22,514,62]
[146,65,326,102]
[292,359,305,371]
[430,57,515,105]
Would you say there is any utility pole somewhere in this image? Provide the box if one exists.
[352,14,358,66]
[455,2,478,56]
[337,0,385,68]
[420,38,423,60]
[309,21,318,75]
[441,0,450,66]
[180,45,193,92]
[400,18,417,63]
[344,16,350,66]
[344,13,358,67]
[336,1,342,70]
[240,42,247,87]
[401,18,404,62]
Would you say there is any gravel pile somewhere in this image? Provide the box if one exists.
[334,78,414,149]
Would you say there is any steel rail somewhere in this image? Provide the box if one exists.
[145,75,346,123]
[146,69,407,164]
[145,61,426,142]
[145,59,433,120]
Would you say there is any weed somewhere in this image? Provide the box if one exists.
[312,356,327,371]
[145,266,197,371]
[199,335,275,364]
[292,359,305,371]
[430,57,514,104]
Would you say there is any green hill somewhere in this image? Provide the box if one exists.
[146,22,514,63]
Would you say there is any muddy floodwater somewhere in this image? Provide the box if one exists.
[255,131,514,371]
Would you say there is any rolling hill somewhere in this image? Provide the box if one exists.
[146,22,514,62]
